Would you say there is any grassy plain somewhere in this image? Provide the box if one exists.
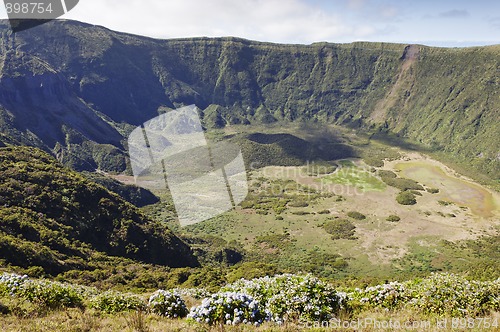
[174,124,500,281]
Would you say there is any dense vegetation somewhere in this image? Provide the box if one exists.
[0,147,198,275]
[322,219,357,240]
[396,191,417,205]
[80,171,159,207]
[0,272,498,331]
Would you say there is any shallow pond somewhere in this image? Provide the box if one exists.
[395,161,497,218]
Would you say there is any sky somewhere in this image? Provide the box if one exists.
[2,0,500,46]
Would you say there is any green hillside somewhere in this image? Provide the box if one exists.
[0,146,198,274]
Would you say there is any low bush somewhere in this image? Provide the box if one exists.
[347,211,366,220]
[0,273,29,297]
[381,175,424,191]
[291,211,310,215]
[148,290,188,318]
[187,292,265,326]
[0,274,84,309]
[18,280,84,309]
[89,290,144,313]
[378,170,397,179]
[405,273,500,317]
[240,200,255,209]
[348,282,408,311]
[323,219,356,240]
[364,157,384,167]
[386,215,401,222]
[396,191,417,205]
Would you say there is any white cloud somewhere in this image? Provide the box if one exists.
[3,0,495,46]
[63,0,381,43]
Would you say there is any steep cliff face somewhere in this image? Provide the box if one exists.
[0,20,498,178]
[0,25,128,171]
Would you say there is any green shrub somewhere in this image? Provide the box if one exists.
[386,215,401,222]
[89,290,144,313]
[347,211,366,220]
[378,170,397,179]
[438,200,452,206]
[18,279,84,309]
[276,215,284,220]
[317,210,330,214]
[405,273,499,317]
[240,200,255,209]
[396,191,417,205]
[25,266,45,278]
[291,211,310,215]
[381,176,424,191]
[272,205,286,214]
[323,219,356,240]
[427,188,439,194]
[364,157,384,167]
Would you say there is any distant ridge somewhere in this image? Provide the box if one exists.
[0,19,497,179]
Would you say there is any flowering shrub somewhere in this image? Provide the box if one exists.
[223,274,345,324]
[1,273,83,308]
[490,278,500,310]
[1,272,499,321]
[348,281,408,311]
[89,290,144,313]
[19,279,84,309]
[187,292,265,326]
[171,287,211,299]
[406,273,499,317]
[148,290,188,318]
[0,273,29,296]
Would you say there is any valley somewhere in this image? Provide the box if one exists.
[135,123,499,281]
[0,19,498,331]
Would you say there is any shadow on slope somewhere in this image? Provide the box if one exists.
[232,132,356,168]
